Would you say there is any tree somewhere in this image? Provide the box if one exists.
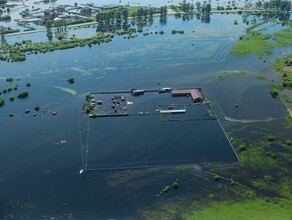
[160,6,167,22]
[263,2,270,10]
[67,77,75,84]
[270,89,279,98]
[196,1,202,12]
[256,0,263,9]
[45,21,53,41]
[0,98,4,107]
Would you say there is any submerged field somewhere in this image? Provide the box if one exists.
[0,8,292,220]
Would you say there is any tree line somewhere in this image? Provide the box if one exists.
[255,0,291,12]
[95,6,167,33]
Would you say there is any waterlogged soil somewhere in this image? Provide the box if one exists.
[0,13,291,219]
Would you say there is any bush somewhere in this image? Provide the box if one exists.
[130,87,136,93]
[9,96,14,101]
[26,82,31,87]
[268,136,274,142]
[172,30,184,34]
[17,90,29,99]
[230,178,235,185]
[214,175,220,181]
[239,144,246,151]
[9,113,13,117]
[34,105,40,111]
[286,140,291,146]
[270,89,279,98]
[67,77,75,84]
[173,179,179,189]
[162,185,171,193]
[0,98,4,107]
[6,77,13,82]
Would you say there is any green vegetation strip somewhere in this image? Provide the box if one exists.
[0,33,113,62]
[184,199,292,220]
[230,26,292,58]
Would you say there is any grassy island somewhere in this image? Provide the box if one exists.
[17,91,29,99]
[230,26,292,58]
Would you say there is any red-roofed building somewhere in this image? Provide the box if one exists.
[172,89,203,103]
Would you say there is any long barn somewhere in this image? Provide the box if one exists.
[172,89,203,103]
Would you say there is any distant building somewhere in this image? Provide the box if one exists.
[56,5,66,13]
[172,89,203,103]
[159,87,172,93]
[80,7,92,16]
[44,9,58,20]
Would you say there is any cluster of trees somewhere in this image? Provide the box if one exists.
[96,8,130,32]
[44,0,57,3]
[160,6,167,22]
[0,0,7,5]
[197,2,211,23]
[45,21,53,41]
[54,19,67,32]
[131,7,158,28]
[172,29,184,34]
[0,80,20,107]
[95,6,166,32]
[256,0,291,12]
[253,0,291,22]
[178,0,195,12]
[132,7,156,21]
[20,9,30,18]
[217,5,238,10]
[0,15,10,21]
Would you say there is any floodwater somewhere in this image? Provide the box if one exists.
[0,12,288,219]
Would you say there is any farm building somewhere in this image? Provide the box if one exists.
[172,89,203,103]
[132,90,144,96]
[159,109,186,114]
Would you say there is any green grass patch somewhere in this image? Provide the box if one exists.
[246,21,266,31]
[126,6,142,16]
[230,31,276,58]
[240,142,276,169]
[273,27,292,46]
[284,113,292,128]
[125,6,157,16]
[231,26,292,59]
[256,75,266,80]
[282,95,292,103]
[183,199,292,220]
